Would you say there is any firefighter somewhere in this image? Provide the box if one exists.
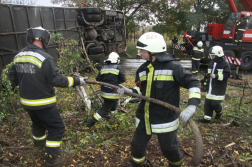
[172,35,178,44]
[8,27,87,167]
[235,13,250,43]
[198,46,230,123]
[86,52,126,127]
[117,32,201,167]
[191,41,204,75]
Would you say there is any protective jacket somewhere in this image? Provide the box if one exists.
[206,56,230,100]
[132,53,201,135]
[96,63,126,101]
[236,18,249,31]
[191,46,204,61]
[8,44,80,110]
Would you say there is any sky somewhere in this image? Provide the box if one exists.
[35,0,62,7]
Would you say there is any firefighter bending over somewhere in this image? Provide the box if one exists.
[87,52,126,127]
[198,46,230,123]
[117,32,201,167]
[8,27,87,167]
[191,41,204,75]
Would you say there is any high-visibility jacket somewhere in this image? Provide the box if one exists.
[96,63,126,101]
[206,56,230,100]
[8,44,80,110]
[132,53,201,135]
[191,46,204,61]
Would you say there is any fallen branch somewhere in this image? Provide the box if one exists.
[84,80,203,166]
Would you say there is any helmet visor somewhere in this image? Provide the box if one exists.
[136,41,148,48]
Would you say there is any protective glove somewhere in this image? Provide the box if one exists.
[210,74,216,79]
[117,84,132,96]
[180,105,197,123]
[79,77,88,86]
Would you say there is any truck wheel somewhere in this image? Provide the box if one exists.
[240,51,252,71]
[84,14,102,22]
[224,50,235,57]
[81,8,101,14]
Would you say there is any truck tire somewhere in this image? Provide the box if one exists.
[223,50,235,58]
[81,8,101,14]
[84,14,102,22]
[240,51,252,71]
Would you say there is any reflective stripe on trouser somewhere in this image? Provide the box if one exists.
[94,99,118,121]
[204,98,223,119]
[131,122,183,166]
[25,105,65,149]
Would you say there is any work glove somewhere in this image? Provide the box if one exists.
[79,77,88,86]
[117,84,132,96]
[180,105,197,123]
[210,74,216,79]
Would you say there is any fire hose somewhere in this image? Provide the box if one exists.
[84,79,203,166]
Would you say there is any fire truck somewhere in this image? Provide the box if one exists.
[0,3,126,68]
[173,0,252,71]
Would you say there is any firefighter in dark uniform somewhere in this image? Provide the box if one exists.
[198,46,230,123]
[87,52,126,127]
[235,13,250,43]
[191,41,204,75]
[117,32,201,167]
[172,35,178,44]
[8,27,87,167]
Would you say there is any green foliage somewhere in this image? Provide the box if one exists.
[125,41,138,58]
[0,63,21,121]
[51,33,85,75]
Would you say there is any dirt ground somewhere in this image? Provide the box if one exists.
[0,110,251,167]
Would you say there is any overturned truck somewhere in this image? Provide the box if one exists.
[0,3,127,68]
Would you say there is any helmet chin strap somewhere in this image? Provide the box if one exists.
[148,52,155,62]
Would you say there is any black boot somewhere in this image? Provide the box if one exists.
[87,116,98,127]
[128,159,146,167]
[34,139,46,149]
[198,118,211,123]
[44,156,66,167]
[44,147,66,167]
[215,113,222,119]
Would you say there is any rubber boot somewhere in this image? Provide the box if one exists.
[169,163,182,167]
[44,147,66,167]
[34,139,46,149]
[198,118,211,123]
[87,116,98,127]
[128,159,146,167]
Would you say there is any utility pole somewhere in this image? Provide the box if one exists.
[81,0,86,8]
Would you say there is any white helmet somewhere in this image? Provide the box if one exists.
[105,52,120,64]
[197,41,203,48]
[136,32,166,53]
[209,46,224,57]
[246,13,250,17]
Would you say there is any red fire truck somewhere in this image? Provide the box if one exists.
[173,0,252,71]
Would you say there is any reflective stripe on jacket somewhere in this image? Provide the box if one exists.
[8,44,80,110]
[206,57,230,100]
[191,46,204,60]
[96,63,126,100]
[133,54,201,135]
